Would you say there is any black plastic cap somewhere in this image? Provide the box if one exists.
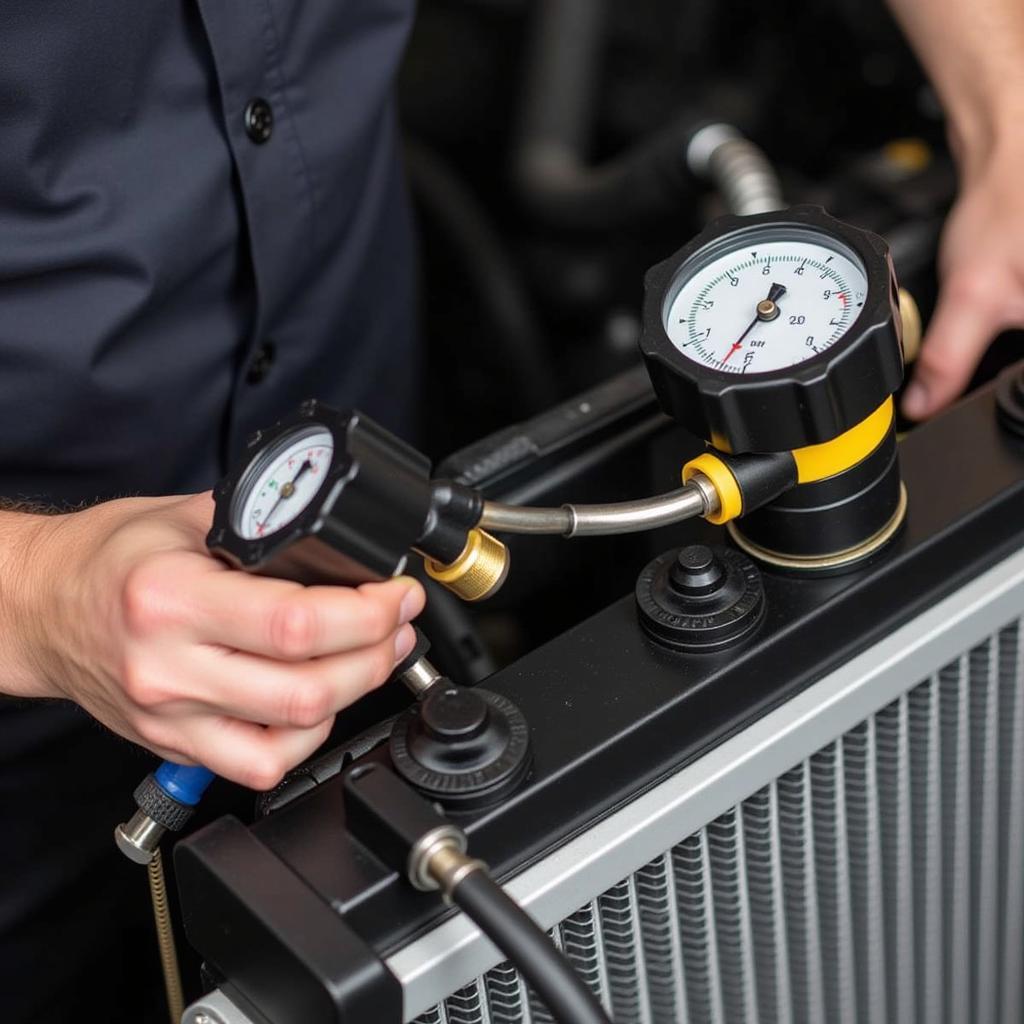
[134,773,195,832]
[636,545,765,652]
[639,205,904,452]
[390,686,532,811]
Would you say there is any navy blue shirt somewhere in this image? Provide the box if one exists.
[0,4,417,1020]
[1,0,418,506]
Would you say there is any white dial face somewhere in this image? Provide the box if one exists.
[234,428,334,540]
[665,235,869,374]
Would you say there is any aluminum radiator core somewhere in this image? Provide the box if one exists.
[399,547,1024,1023]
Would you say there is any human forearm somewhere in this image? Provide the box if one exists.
[0,508,63,698]
[887,0,1024,419]
[0,493,424,786]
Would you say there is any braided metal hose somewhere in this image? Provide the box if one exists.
[687,123,785,216]
[147,849,185,1024]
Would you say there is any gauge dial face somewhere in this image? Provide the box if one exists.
[233,427,334,540]
[665,234,869,374]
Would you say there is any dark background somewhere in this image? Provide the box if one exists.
[400,0,956,455]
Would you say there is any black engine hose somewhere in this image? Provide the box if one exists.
[514,0,701,231]
[403,138,557,413]
[452,869,612,1024]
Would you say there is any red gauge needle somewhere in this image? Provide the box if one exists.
[720,282,786,366]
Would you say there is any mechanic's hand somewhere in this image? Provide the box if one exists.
[902,142,1024,420]
[8,492,424,789]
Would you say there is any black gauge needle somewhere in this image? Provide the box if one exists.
[721,282,787,365]
[259,459,312,532]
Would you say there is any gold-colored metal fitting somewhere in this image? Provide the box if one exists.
[424,528,510,602]
[898,287,922,364]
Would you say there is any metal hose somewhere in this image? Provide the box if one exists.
[479,478,716,537]
[687,123,785,216]
[148,849,185,1024]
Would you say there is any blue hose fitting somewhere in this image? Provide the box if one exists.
[115,761,216,864]
[155,762,215,806]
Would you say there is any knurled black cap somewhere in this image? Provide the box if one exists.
[133,773,195,832]
[390,687,532,811]
[640,206,904,452]
[636,544,765,652]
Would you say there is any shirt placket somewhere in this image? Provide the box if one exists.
[192,0,317,372]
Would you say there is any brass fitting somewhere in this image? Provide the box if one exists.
[424,528,510,602]
[898,288,922,364]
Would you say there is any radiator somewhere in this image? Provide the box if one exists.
[397,549,1024,1024]
[176,381,1024,1024]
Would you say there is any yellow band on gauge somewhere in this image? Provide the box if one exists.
[790,397,894,484]
[682,452,743,525]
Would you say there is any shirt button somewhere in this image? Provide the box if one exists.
[246,342,275,384]
[244,98,274,144]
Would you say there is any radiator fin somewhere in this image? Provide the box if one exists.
[416,618,1024,1024]
[998,622,1024,1023]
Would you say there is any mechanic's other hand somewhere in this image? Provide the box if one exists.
[902,143,1024,420]
[15,493,424,789]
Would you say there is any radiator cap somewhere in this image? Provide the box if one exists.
[636,543,765,652]
[389,685,532,811]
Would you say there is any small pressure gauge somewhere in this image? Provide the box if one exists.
[208,401,433,586]
[231,426,335,540]
[640,205,904,453]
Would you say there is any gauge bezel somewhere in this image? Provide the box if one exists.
[640,205,904,453]
[661,224,867,373]
[210,402,356,572]
[229,423,336,540]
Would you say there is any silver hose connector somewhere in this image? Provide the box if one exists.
[115,808,166,865]
[408,824,487,901]
[397,656,443,697]
[687,124,784,216]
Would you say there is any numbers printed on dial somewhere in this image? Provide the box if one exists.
[236,429,335,540]
[666,239,868,374]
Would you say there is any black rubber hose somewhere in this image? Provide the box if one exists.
[516,0,607,161]
[452,869,612,1024]
[403,139,557,413]
[514,0,700,231]
[516,116,705,232]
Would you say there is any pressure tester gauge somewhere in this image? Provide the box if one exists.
[231,426,336,541]
[207,400,508,599]
[208,401,435,586]
[640,206,907,571]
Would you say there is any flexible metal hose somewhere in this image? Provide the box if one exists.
[478,478,715,537]
[687,123,785,216]
[148,849,185,1024]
